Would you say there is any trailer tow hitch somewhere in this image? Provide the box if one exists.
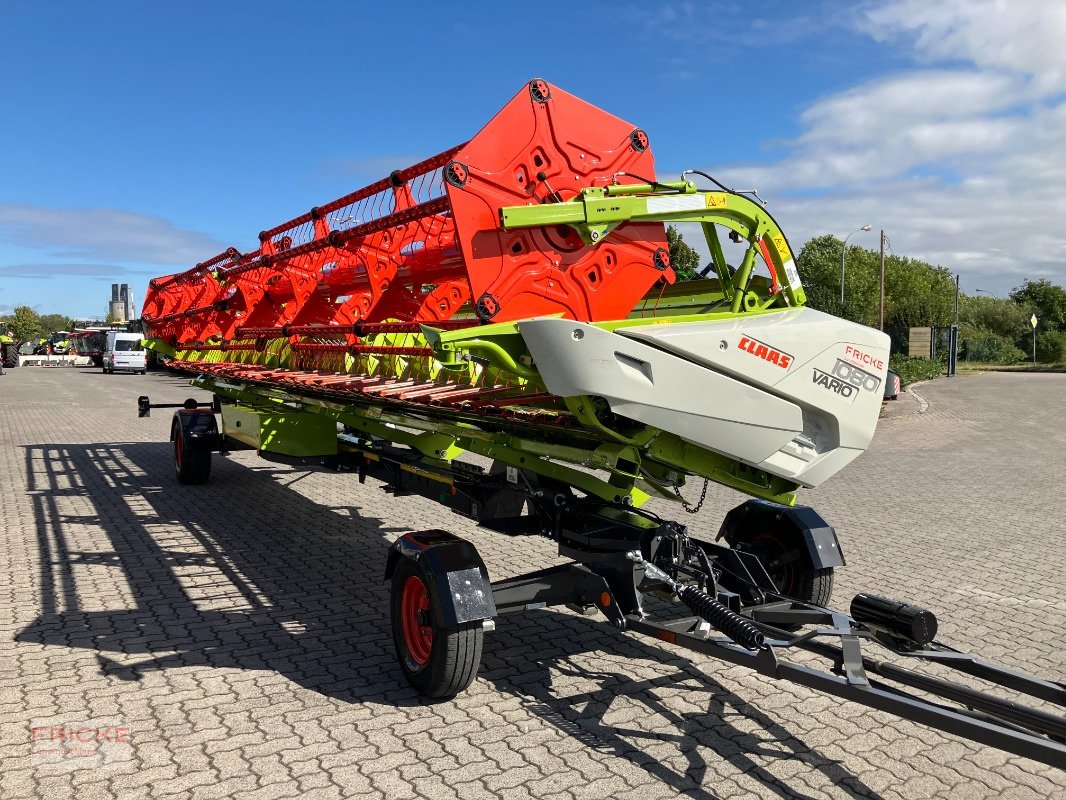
[620,552,1065,767]
[629,551,766,652]
[137,395,217,417]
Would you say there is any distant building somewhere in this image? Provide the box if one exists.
[109,283,133,322]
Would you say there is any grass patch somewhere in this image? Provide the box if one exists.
[958,361,1066,373]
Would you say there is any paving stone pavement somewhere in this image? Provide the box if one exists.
[0,366,1063,799]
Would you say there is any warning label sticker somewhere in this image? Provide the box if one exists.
[646,194,706,214]
[782,258,801,288]
[770,233,791,261]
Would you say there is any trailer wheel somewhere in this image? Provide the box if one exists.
[173,422,211,485]
[390,557,483,698]
[748,530,833,607]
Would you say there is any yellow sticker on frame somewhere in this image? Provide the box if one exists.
[770,234,791,261]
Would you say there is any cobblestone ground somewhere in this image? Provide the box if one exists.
[0,366,1063,799]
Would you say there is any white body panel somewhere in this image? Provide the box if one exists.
[518,308,890,487]
[105,332,147,373]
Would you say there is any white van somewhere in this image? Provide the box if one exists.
[104,331,147,374]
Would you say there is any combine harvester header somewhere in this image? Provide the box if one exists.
[139,80,1065,770]
[145,80,673,339]
[142,79,868,497]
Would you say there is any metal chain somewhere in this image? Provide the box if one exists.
[673,478,709,514]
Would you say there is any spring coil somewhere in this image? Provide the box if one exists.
[677,585,766,650]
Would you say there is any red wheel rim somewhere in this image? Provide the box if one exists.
[400,575,433,666]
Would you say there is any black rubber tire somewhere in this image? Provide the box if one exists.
[1,345,17,369]
[744,530,834,607]
[390,556,483,698]
[173,422,211,485]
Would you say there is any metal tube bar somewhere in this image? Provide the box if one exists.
[222,196,451,279]
[150,247,241,289]
[794,638,1066,740]
[913,651,1066,706]
[258,143,466,241]
[285,325,355,337]
[233,320,478,340]
[729,244,759,313]
[289,342,434,357]
[624,616,1066,767]
[370,320,477,333]
[185,343,260,352]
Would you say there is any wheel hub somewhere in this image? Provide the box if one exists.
[400,575,433,667]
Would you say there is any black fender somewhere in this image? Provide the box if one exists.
[170,407,221,452]
[717,499,845,570]
[385,530,496,626]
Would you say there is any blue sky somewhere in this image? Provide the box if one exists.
[1,1,1063,318]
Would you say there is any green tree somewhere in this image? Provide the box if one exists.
[8,306,42,340]
[1034,331,1066,363]
[1010,279,1066,332]
[956,294,1028,363]
[39,313,75,334]
[795,234,881,325]
[666,225,702,281]
[797,234,954,352]
[958,295,1028,339]
[882,254,955,332]
[795,234,846,317]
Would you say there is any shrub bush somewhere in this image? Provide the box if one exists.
[889,355,942,387]
[961,335,1025,363]
[1034,331,1066,363]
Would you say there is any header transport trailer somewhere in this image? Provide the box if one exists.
[138,80,1065,768]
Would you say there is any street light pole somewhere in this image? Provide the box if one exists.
[959,275,967,326]
[878,229,885,330]
[950,273,960,377]
[1031,314,1038,365]
[840,225,873,307]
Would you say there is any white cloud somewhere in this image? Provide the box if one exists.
[0,262,157,280]
[0,204,227,266]
[634,1,840,49]
[678,1,1066,294]
[325,154,428,180]
[860,0,1066,93]
[721,70,1026,191]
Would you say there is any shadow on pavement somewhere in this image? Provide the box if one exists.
[482,611,881,800]
[16,441,881,799]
